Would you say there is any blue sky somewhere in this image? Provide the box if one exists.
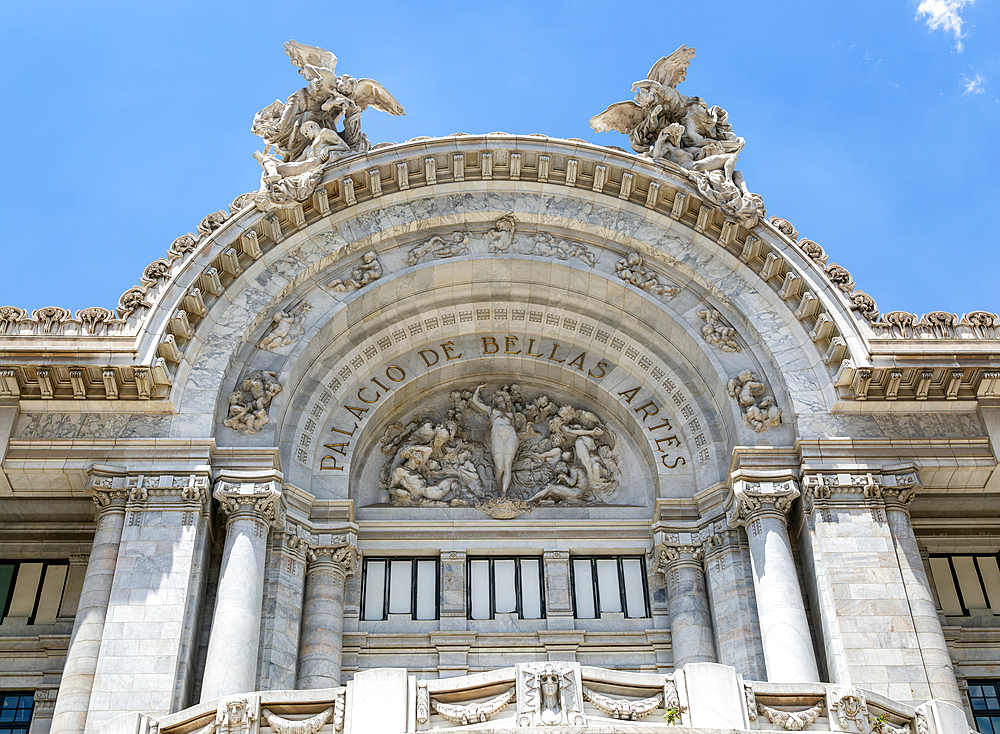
[0,1,996,317]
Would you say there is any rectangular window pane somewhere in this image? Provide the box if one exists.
[929,557,964,615]
[415,560,437,620]
[621,558,647,618]
[494,560,517,614]
[362,560,386,620]
[596,559,622,614]
[469,560,491,620]
[520,559,542,619]
[978,557,1000,613]
[573,560,596,618]
[388,561,413,614]
[954,557,988,610]
[8,563,42,618]
[34,564,68,625]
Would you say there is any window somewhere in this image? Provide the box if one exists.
[467,557,544,620]
[0,693,33,734]
[970,681,1000,734]
[0,561,69,625]
[571,556,649,619]
[929,555,1000,616]
[361,558,438,621]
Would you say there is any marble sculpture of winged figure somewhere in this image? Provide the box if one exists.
[250,41,405,210]
[590,45,765,228]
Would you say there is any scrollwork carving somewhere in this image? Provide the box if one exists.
[582,687,662,721]
[261,708,333,734]
[756,700,825,731]
[431,687,515,725]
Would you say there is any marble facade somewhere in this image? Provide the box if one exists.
[1,42,999,734]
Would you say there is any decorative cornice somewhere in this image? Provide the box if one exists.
[213,472,285,529]
[0,135,993,409]
[801,466,920,514]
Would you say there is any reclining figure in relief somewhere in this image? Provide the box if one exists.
[590,46,765,228]
[251,41,404,210]
[379,386,620,512]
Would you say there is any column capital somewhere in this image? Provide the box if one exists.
[305,539,359,577]
[86,464,130,512]
[725,471,800,528]
[653,541,704,575]
[213,471,285,529]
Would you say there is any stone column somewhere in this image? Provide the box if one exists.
[51,465,128,734]
[653,538,716,668]
[296,538,358,689]
[702,525,767,680]
[726,474,820,683]
[200,473,284,703]
[882,473,963,707]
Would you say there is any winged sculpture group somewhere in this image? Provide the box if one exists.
[250,42,764,227]
[590,45,765,227]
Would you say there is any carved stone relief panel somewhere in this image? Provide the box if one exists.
[378,383,620,516]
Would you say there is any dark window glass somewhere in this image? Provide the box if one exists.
[970,680,1000,733]
[0,692,33,734]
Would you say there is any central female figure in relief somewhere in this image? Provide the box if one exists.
[469,383,519,496]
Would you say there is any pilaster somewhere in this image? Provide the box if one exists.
[542,551,574,630]
[439,551,467,631]
[83,469,212,734]
[701,522,766,680]
[257,524,307,691]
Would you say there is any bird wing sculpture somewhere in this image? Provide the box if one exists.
[589,100,647,134]
[284,40,337,78]
[647,45,696,88]
[354,78,406,116]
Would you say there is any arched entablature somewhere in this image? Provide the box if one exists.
[125,136,870,409]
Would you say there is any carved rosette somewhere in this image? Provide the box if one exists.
[726,475,800,529]
[213,478,285,530]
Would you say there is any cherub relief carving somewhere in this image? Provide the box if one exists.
[698,308,742,352]
[328,251,383,291]
[590,46,765,227]
[615,253,680,297]
[258,302,311,351]
[406,231,470,266]
[223,370,282,435]
[727,369,781,432]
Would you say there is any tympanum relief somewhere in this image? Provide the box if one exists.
[379,384,620,516]
[591,46,765,227]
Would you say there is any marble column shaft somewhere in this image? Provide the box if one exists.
[296,544,357,689]
[728,479,820,683]
[50,489,127,734]
[655,544,716,668]
[200,479,283,703]
[885,490,963,707]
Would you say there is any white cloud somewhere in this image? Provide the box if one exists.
[962,73,985,94]
[917,0,974,51]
